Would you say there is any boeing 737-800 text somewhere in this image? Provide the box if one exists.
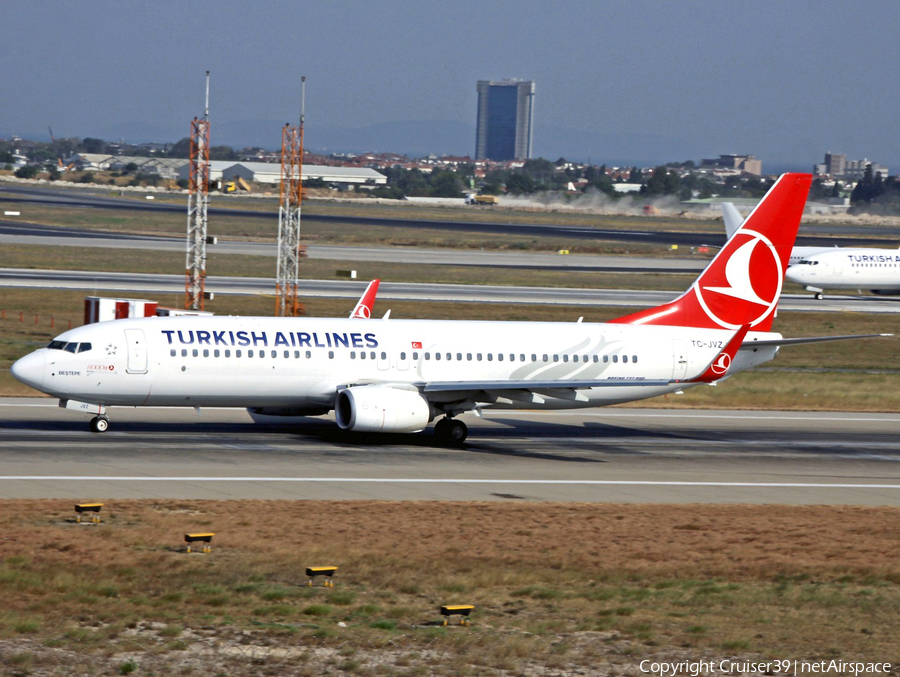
[11,173,885,442]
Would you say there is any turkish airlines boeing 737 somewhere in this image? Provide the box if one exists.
[11,173,886,443]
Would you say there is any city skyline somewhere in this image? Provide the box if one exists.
[2,1,899,170]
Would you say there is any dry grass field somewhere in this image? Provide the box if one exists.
[0,501,898,676]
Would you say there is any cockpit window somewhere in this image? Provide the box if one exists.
[77,343,92,353]
[48,340,66,350]
[64,343,78,353]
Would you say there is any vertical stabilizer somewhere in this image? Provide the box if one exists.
[612,173,812,331]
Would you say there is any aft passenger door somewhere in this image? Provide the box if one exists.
[124,329,148,374]
[671,339,688,380]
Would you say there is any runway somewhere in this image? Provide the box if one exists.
[0,221,706,273]
[3,183,898,247]
[3,266,900,313]
[1,398,899,505]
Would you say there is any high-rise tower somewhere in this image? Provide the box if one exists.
[475,79,535,161]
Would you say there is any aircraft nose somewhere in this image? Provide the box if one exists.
[11,351,45,390]
[785,267,806,284]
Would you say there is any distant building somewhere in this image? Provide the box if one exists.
[182,162,387,186]
[699,154,762,176]
[814,152,888,180]
[475,79,535,162]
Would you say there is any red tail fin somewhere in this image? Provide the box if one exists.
[350,279,380,319]
[612,173,812,330]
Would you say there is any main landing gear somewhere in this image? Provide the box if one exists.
[89,416,110,433]
[434,417,468,444]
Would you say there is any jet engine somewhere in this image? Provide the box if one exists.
[335,385,431,433]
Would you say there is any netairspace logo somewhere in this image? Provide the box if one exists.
[639,660,892,677]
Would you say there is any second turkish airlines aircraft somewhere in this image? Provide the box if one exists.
[786,249,900,298]
[721,201,831,266]
[11,173,886,443]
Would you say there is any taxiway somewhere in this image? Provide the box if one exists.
[1,398,898,505]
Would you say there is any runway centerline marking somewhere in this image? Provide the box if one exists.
[0,477,898,489]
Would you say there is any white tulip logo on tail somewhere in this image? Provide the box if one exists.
[695,230,782,329]
[710,352,731,376]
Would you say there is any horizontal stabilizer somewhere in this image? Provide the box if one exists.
[740,333,893,349]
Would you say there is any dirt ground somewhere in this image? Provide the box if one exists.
[0,501,898,676]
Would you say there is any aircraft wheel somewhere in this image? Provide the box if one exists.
[814,293,823,300]
[447,419,468,444]
[434,418,450,438]
[90,416,109,433]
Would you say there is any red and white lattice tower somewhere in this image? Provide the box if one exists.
[185,71,211,311]
[276,76,306,317]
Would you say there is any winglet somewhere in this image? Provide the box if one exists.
[684,324,751,383]
[350,279,380,319]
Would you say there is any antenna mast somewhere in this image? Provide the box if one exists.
[185,70,211,310]
[275,76,306,317]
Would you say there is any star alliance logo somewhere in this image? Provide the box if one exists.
[105,344,117,356]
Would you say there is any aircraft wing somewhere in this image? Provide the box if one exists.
[422,378,673,393]
[741,333,892,348]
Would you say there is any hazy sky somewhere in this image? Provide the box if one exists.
[3,1,899,169]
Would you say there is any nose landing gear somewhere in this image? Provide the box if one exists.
[434,417,468,445]
[89,416,110,433]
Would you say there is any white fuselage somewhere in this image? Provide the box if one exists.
[786,248,900,293]
[16,315,780,413]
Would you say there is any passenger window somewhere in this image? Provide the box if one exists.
[214,349,220,358]
[467,353,472,361]
[361,351,366,359]
[400,352,407,360]
[563,355,569,362]
[543,354,548,362]
[488,354,493,361]
[370,352,375,360]
[271,350,276,358]
[236,350,242,358]
[77,343,92,353]
[64,343,78,353]
[283,351,289,358]
[329,351,334,359]
[306,351,311,358]
[531,354,536,362]
[170,349,176,357]
[613,355,618,363]
[225,350,231,358]
[435,353,441,361]
[294,350,299,358]
[457,353,462,361]
[498,354,503,361]
[203,349,209,357]
[381,352,387,360]
[477,353,482,361]
[593,355,599,363]
[583,355,589,362]
[424,352,430,360]
[413,352,419,360]
[259,352,265,358]
[623,355,628,363]
[553,355,559,362]
[248,350,254,357]
[633,355,638,363]
[603,355,609,363]
[520,354,525,362]
[446,353,451,361]
[350,351,356,359]
[192,349,199,357]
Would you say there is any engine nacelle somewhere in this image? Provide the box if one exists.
[335,385,431,433]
